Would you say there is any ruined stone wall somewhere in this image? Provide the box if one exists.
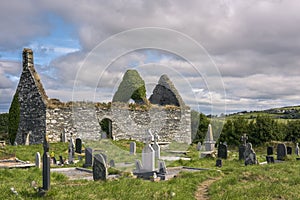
[46,104,191,143]
[45,103,191,144]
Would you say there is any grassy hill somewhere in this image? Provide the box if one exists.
[226,105,300,120]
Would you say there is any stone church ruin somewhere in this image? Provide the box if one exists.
[12,48,191,145]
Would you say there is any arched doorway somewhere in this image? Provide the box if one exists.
[100,118,112,139]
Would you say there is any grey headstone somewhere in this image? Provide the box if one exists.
[287,146,292,155]
[101,132,107,139]
[35,152,41,168]
[277,143,287,160]
[158,160,167,174]
[244,143,257,165]
[267,146,273,155]
[216,159,222,167]
[239,145,246,160]
[68,137,75,164]
[84,147,93,167]
[109,159,115,167]
[135,160,143,172]
[130,142,136,155]
[152,142,160,160]
[142,144,155,172]
[93,154,108,181]
[196,142,202,151]
[61,130,66,143]
[217,143,228,159]
[296,143,299,156]
[75,138,82,154]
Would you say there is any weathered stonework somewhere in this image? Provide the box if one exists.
[14,49,191,145]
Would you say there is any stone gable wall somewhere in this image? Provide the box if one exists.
[15,61,47,145]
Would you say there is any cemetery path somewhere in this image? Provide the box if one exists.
[194,177,220,200]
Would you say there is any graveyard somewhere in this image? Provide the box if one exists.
[1,137,300,199]
[1,49,300,199]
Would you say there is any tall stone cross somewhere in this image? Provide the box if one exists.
[241,134,248,146]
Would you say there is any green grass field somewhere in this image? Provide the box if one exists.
[0,141,300,199]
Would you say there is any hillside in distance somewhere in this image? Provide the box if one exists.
[226,105,300,120]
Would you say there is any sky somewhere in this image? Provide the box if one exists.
[0,0,299,115]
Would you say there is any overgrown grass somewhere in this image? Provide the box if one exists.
[1,141,300,199]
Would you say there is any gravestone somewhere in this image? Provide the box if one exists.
[204,124,215,151]
[130,142,136,155]
[277,143,287,160]
[239,134,248,160]
[266,155,275,164]
[217,143,228,159]
[93,154,107,181]
[216,159,222,167]
[101,132,107,139]
[61,129,66,143]
[142,130,155,172]
[75,138,82,154]
[244,143,257,165]
[142,144,155,172]
[296,143,299,156]
[84,147,93,167]
[68,137,75,164]
[239,145,246,160]
[135,159,143,172]
[109,159,115,167]
[267,146,274,155]
[196,142,202,151]
[35,152,41,168]
[52,157,57,165]
[42,136,50,191]
[59,155,64,165]
[152,133,160,159]
[25,131,31,145]
[287,146,292,155]
[158,160,167,174]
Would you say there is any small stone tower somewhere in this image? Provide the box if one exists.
[15,48,48,144]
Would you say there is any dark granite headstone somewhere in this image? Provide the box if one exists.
[277,143,287,160]
[239,145,246,160]
[216,159,222,167]
[217,143,228,159]
[266,156,275,164]
[75,138,82,154]
[267,146,274,155]
[158,160,167,174]
[287,146,292,155]
[52,157,57,165]
[42,137,50,191]
[59,155,64,165]
[84,148,93,167]
[93,154,107,181]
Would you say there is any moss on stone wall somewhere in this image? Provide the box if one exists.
[8,92,20,144]
[112,69,147,104]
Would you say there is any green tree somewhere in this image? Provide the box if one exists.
[285,120,300,142]
[8,92,20,144]
[193,113,209,143]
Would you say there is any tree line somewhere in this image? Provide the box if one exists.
[192,110,300,146]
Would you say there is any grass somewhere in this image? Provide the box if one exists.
[0,141,300,199]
